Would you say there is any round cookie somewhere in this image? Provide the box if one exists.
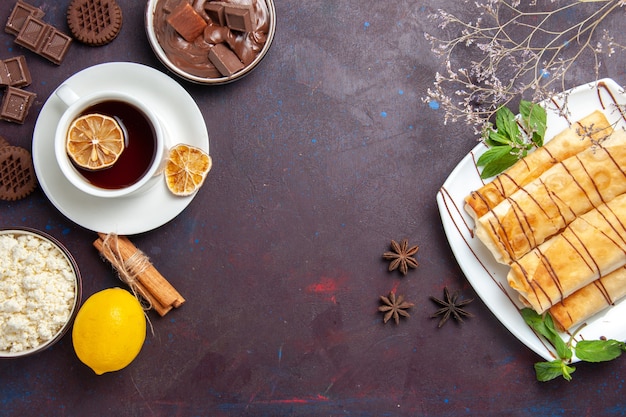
[0,145,37,201]
[67,0,123,46]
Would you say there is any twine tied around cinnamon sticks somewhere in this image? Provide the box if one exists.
[93,233,185,317]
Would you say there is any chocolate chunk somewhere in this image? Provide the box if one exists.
[5,0,45,36]
[0,56,32,87]
[208,43,244,76]
[204,2,226,26]
[14,15,49,51]
[162,0,183,14]
[0,145,37,201]
[0,86,36,124]
[167,2,207,43]
[224,4,253,32]
[0,65,9,87]
[39,28,72,64]
[14,16,71,65]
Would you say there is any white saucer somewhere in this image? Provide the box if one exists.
[33,62,209,235]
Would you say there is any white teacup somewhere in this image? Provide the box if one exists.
[54,84,166,198]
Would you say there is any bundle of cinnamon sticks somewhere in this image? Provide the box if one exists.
[93,233,185,316]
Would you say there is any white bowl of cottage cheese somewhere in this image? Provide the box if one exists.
[0,228,82,358]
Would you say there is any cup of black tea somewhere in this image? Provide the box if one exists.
[54,84,166,198]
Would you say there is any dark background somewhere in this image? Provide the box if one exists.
[1,1,626,416]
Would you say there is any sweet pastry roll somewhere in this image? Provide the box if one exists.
[507,192,626,313]
[465,110,612,220]
[549,265,626,331]
[476,129,626,264]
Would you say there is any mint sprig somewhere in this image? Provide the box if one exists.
[521,308,626,382]
[477,100,547,179]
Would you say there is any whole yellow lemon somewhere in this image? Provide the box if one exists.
[72,287,146,375]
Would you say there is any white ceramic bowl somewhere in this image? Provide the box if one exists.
[0,228,82,358]
[145,0,276,84]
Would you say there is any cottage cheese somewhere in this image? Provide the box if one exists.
[0,232,76,353]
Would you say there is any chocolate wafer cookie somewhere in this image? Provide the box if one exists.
[67,0,122,46]
[0,145,37,201]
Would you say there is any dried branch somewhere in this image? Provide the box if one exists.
[425,0,626,136]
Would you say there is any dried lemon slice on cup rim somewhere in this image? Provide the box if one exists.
[66,113,125,170]
[164,143,212,196]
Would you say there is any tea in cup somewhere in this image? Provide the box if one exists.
[54,85,166,198]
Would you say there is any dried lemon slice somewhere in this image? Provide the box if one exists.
[164,144,212,196]
[66,113,125,170]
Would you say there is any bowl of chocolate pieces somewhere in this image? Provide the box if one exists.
[145,0,275,84]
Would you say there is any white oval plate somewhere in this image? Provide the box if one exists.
[33,62,209,235]
[437,78,626,362]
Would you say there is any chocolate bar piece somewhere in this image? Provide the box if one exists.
[5,0,45,36]
[162,0,183,14]
[15,15,50,51]
[0,56,31,87]
[208,43,244,76]
[224,4,253,32]
[167,2,207,42]
[39,28,72,65]
[0,66,8,86]
[204,2,226,26]
[14,16,71,65]
[0,86,36,124]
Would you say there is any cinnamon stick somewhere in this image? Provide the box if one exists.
[134,280,173,317]
[93,233,185,316]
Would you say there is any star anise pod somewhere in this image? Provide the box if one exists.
[378,292,414,324]
[383,239,419,275]
[430,287,474,328]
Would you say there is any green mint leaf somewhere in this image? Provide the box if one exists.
[495,106,517,140]
[519,100,547,147]
[479,151,519,179]
[486,130,511,146]
[561,361,576,381]
[521,308,548,335]
[478,101,547,180]
[529,103,547,138]
[575,339,626,363]
[531,131,544,148]
[507,118,521,143]
[521,308,555,341]
[518,100,533,121]
[544,313,572,360]
[534,360,576,382]
[477,145,513,166]
[521,308,571,360]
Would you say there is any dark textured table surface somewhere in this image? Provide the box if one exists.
[1,1,626,416]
